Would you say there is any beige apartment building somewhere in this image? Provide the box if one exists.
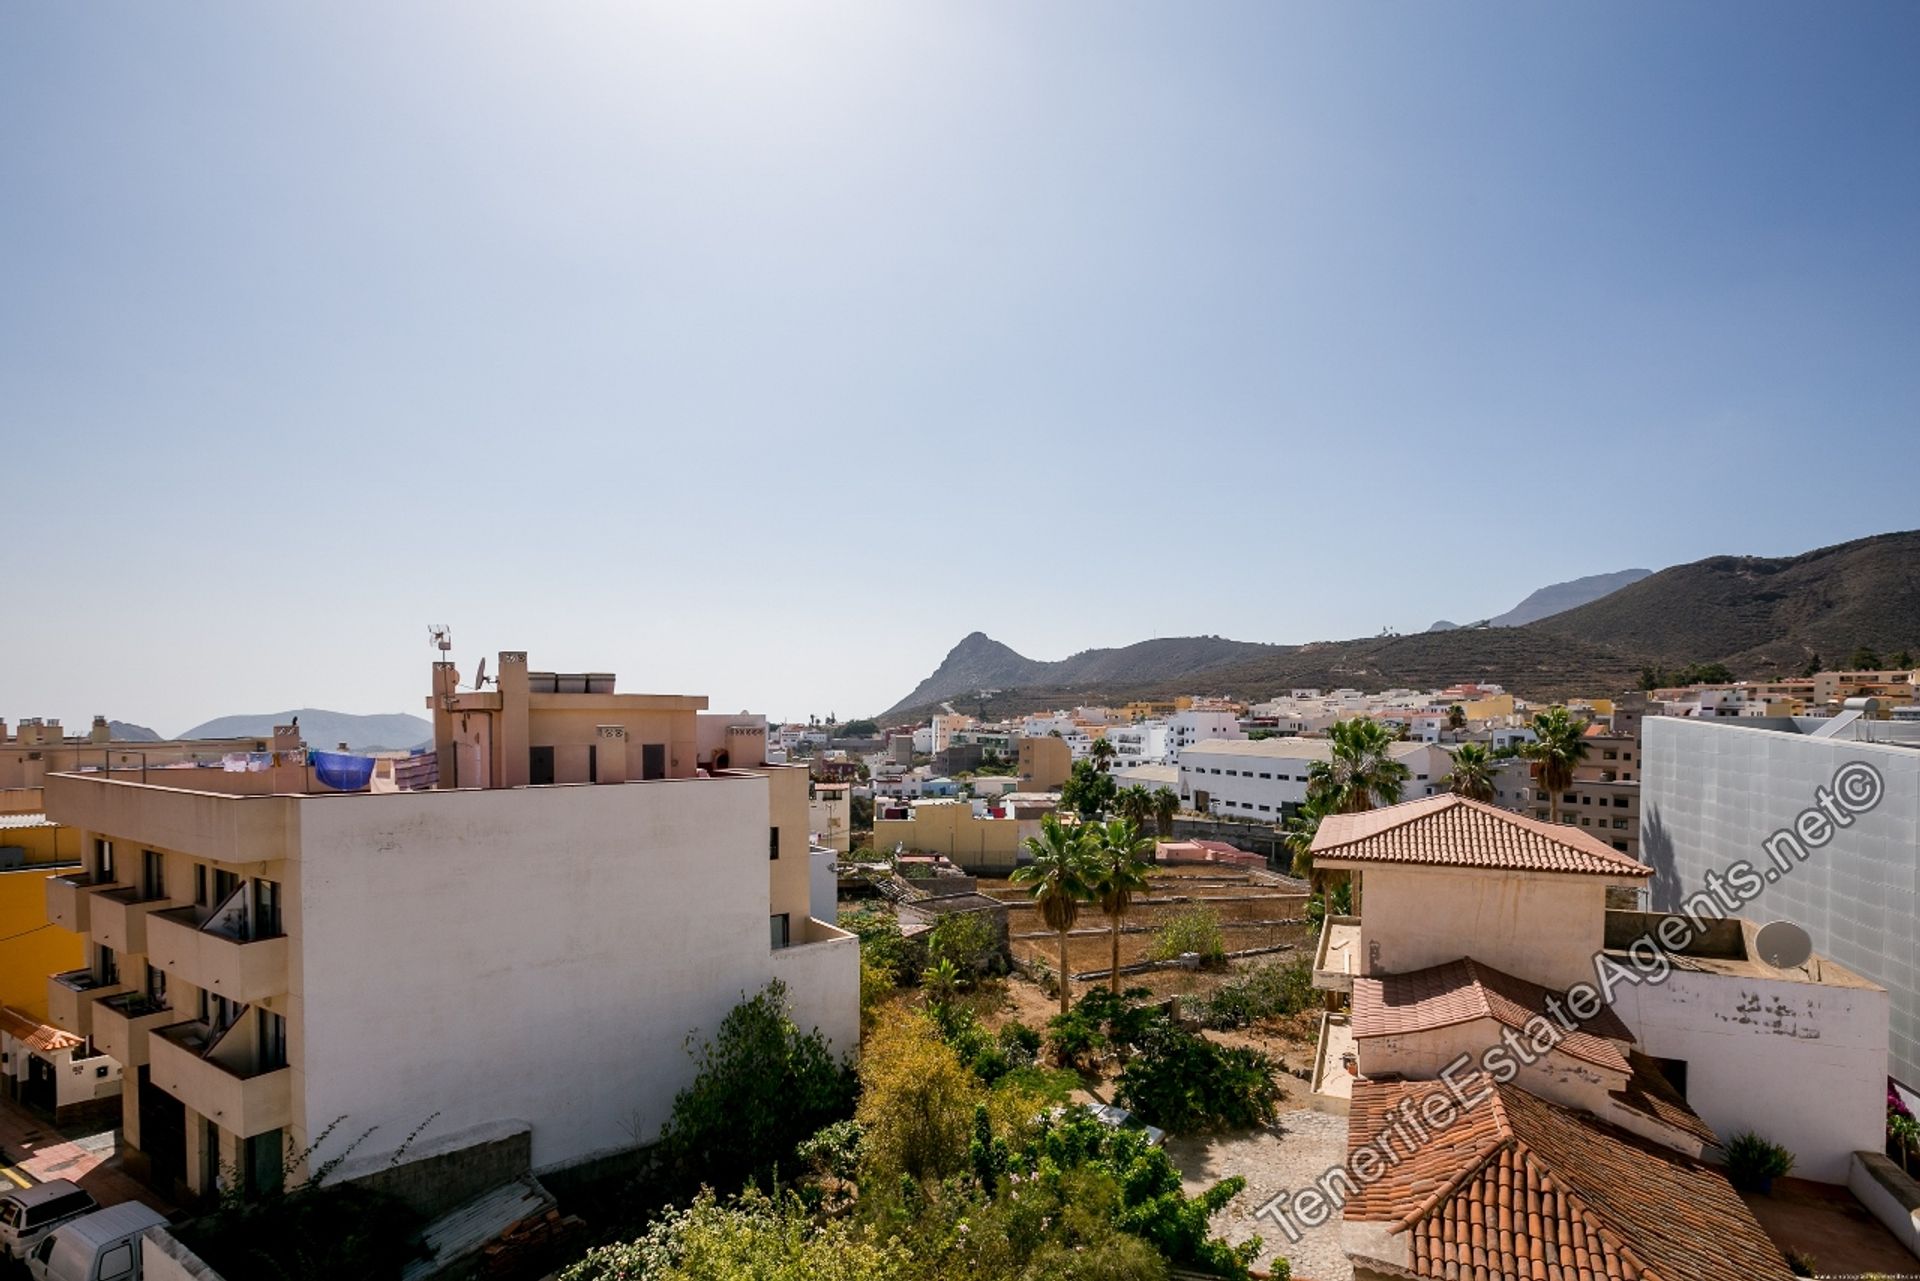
[41,652,856,1202]
[1,716,274,791]
[1015,734,1072,792]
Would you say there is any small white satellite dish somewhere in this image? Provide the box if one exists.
[1755,920,1814,970]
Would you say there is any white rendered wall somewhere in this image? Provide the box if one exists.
[1609,968,1888,1183]
[292,776,857,1175]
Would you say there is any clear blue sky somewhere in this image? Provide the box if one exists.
[4,3,1916,733]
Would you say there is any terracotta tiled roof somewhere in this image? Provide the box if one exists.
[1610,1051,1721,1149]
[1352,958,1632,1072]
[1348,1076,1793,1281]
[1311,794,1652,877]
[0,1005,82,1054]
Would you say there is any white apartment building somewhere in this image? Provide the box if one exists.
[41,653,857,1202]
[1169,708,1244,754]
[1177,738,1447,818]
[1106,721,1172,768]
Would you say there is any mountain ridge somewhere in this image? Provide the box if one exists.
[177,708,433,752]
[884,531,1920,720]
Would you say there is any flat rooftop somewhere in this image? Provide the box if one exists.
[1602,910,1879,989]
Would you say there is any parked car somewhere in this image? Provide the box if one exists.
[0,1182,98,1263]
[26,1202,168,1281]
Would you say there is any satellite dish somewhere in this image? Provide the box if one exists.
[1755,920,1813,970]
[474,656,489,688]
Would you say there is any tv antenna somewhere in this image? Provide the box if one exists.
[428,624,454,656]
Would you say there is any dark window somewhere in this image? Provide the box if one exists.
[588,744,598,784]
[770,913,790,950]
[769,827,780,860]
[641,743,667,781]
[142,849,165,900]
[253,879,283,938]
[94,838,114,882]
[193,863,208,906]
[95,944,118,986]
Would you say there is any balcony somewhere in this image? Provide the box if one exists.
[1312,914,1362,993]
[93,992,175,1068]
[47,969,128,1038]
[147,907,288,1005]
[44,873,114,934]
[150,1020,292,1138]
[91,886,171,955]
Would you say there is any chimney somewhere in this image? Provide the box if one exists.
[91,715,111,744]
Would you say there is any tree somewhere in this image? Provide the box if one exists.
[1060,759,1117,821]
[1801,653,1824,677]
[1849,646,1884,671]
[1013,815,1095,1015]
[1446,704,1467,732]
[1522,706,1590,825]
[657,981,858,1192]
[1089,736,1119,772]
[1443,742,1496,802]
[855,1012,981,1184]
[1281,794,1329,886]
[839,719,879,739]
[1305,718,1410,815]
[1087,820,1155,993]
[1115,784,1154,828]
[1894,650,1915,670]
[1150,786,1180,838]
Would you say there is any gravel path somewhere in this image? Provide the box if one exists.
[1166,1108,1351,1281]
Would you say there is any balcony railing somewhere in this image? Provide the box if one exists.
[93,992,175,1068]
[47,968,128,1038]
[44,872,114,934]
[147,906,288,1005]
[1311,915,1363,993]
[91,886,171,955]
[150,1020,292,1139]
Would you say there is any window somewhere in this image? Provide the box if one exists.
[1258,804,1271,812]
[1613,796,1628,808]
[146,963,167,1007]
[770,913,790,950]
[95,944,118,986]
[97,1241,135,1280]
[769,827,780,860]
[94,838,114,883]
[142,849,165,900]
[194,863,208,906]
[252,879,283,938]
[259,1009,288,1070]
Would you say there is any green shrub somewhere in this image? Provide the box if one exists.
[559,1186,914,1280]
[1148,905,1226,965]
[1045,1008,1106,1070]
[1117,1023,1281,1134]
[928,911,1002,975]
[1194,958,1316,1030]
[842,907,919,984]
[996,1018,1041,1066]
[1724,1130,1795,1191]
[657,981,857,1191]
[1075,986,1159,1049]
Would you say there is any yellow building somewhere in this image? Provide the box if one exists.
[1458,693,1515,721]
[873,799,1043,875]
[1015,734,1072,792]
[0,795,86,1019]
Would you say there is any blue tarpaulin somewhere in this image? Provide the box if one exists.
[312,750,377,791]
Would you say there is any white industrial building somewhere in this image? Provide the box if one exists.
[1642,711,1920,1088]
[1176,738,1447,818]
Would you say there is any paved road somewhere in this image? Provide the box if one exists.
[0,1097,171,1216]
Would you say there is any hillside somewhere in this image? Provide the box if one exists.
[884,632,1276,717]
[1428,567,1651,631]
[1528,530,1920,674]
[885,530,1920,721]
[178,708,433,752]
[107,721,161,742]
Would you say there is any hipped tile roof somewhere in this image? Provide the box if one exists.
[1346,1075,1792,1281]
[0,1005,82,1054]
[1312,794,1653,877]
[1353,957,1632,1073]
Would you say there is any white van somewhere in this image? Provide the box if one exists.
[24,1202,167,1281]
[0,1181,98,1261]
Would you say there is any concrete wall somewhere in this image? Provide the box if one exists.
[1351,863,1612,993]
[1357,1016,1624,1117]
[0,867,84,1017]
[293,774,857,1176]
[1608,966,1888,1183]
[1642,716,1920,1086]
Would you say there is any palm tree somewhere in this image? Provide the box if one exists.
[1443,742,1496,802]
[1150,786,1180,838]
[1282,794,1330,885]
[1446,704,1468,732]
[1087,819,1155,994]
[1013,815,1095,1015]
[1115,784,1154,828]
[1088,737,1118,773]
[1522,706,1590,825]
[1306,718,1411,815]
